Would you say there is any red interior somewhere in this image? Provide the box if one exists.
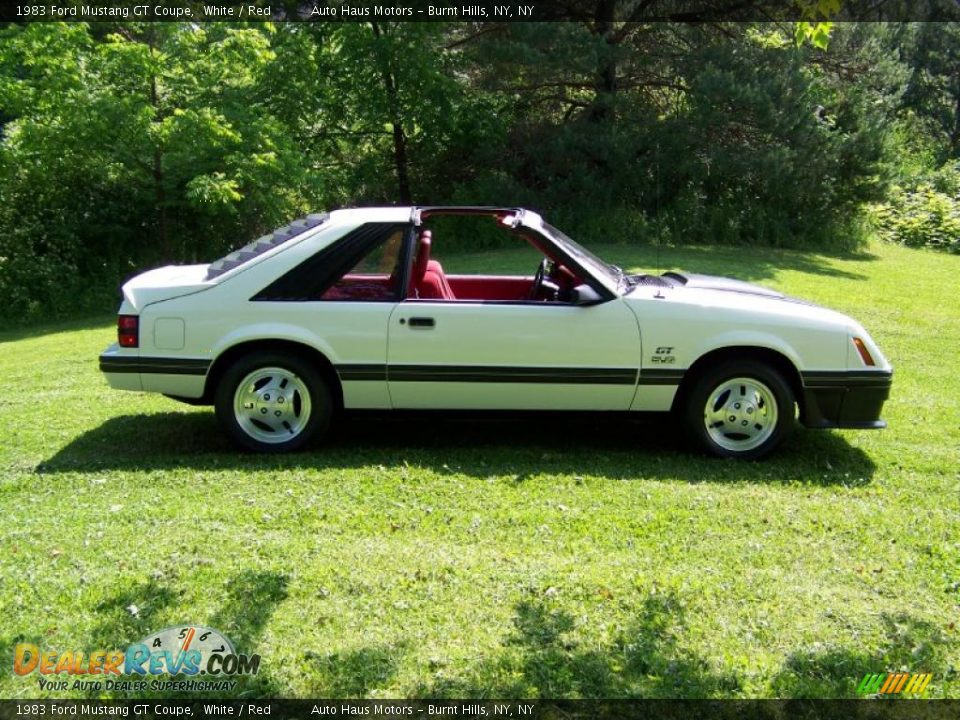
[322,226,584,302]
[417,260,457,300]
[321,274,393,300]
[323,272,534,301]
[445,276,532,300]
[407,230,537,300]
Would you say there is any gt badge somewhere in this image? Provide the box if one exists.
[652,346,676,363]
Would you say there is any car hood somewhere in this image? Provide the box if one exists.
[121,264,213,311]
[660,272,785,299]
[624,271,855,329]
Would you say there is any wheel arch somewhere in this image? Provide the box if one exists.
[671,345,805,417]
[203,339,343,410]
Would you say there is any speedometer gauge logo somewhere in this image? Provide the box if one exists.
[134,626,236,675]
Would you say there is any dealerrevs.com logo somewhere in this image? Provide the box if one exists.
[13,626,260,693]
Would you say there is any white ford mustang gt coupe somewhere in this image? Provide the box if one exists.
[100,206,892,459]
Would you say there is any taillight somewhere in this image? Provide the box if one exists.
[852,336,875,366]
[118,315,139,348]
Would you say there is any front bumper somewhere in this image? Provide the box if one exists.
[800,370,892,429]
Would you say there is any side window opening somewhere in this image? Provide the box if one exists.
[320,228,406,300]
[251,222,410,302]
[408,215,582,302]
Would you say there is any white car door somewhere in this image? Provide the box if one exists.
[386,299,642,410]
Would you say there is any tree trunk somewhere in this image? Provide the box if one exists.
[152,140,168,262]
[951,81,960,157]
[371,22,412,204]
[588,0,618,124]
[147,34,169,260]
[390,120,412,204]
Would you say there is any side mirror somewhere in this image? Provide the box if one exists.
[571,283,603,306]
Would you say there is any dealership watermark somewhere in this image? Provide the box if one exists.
[13,626,259,693]
[5,0,960,23]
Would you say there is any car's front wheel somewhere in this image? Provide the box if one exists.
[684,360,794,460]
[215,351,332,452]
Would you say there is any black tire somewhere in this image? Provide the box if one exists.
[684,360,795,460]
[214,351,332,453]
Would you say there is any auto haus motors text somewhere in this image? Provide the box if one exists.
[13,642,260,691]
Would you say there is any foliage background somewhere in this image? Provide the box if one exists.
[1,19,959,320]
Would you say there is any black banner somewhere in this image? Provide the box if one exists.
[2,700,960,720]
[3,0,960,23]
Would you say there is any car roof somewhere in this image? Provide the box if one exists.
[328,206,532,224]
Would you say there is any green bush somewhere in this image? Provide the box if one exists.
[872,179,960,254]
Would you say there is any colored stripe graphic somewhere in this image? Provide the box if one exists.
[893,673,909,693]
[100,356,211,376]
[857,673,885,694]
[905,673,932,694]
[880,673,899,693]
[337,364,641,385]
[858,672,932,695]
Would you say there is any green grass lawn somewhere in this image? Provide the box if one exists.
[1,240,957,699]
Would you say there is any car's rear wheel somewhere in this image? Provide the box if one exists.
[215,351,331,452]
[684,360,794,459]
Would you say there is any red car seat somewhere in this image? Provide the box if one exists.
[410,230,456,300]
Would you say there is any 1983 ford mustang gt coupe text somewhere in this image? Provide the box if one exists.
[99,207,892,459]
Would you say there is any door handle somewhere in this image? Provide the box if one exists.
[408,317,435,328]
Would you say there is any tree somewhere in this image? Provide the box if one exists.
[903,22,960,158]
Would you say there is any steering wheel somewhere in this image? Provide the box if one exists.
[528,258,549,300]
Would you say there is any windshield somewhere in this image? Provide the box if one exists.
[539,221,623,290]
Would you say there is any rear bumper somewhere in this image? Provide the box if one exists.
[99,343,143,391]
[800,370,892,430]
[99,345,209,397]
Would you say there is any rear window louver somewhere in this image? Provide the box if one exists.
[204,213,329,281]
